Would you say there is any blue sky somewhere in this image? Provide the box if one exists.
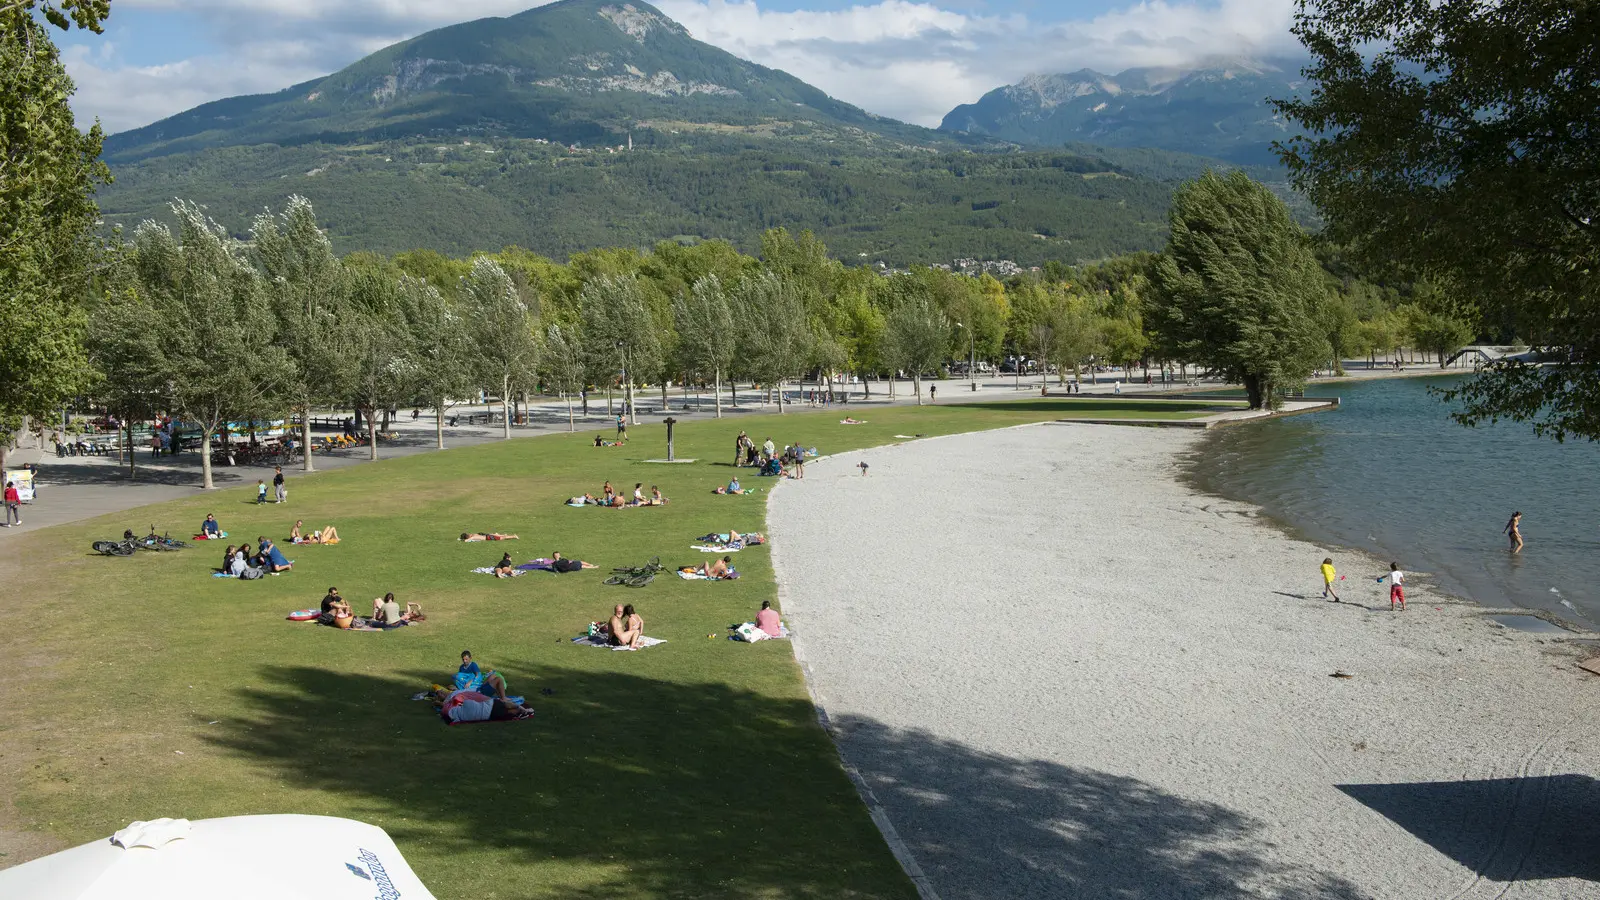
[57,0,1300,133]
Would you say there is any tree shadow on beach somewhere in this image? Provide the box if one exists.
[1339,775,1600,884]
[202,663,917,900]
[829,716,1365,900]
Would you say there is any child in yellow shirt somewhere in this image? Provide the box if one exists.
[1321,557,1341,602]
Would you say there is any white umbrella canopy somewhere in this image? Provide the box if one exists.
[0,814,439,900]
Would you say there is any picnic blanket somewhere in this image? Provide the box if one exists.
[344,617,406,631]
[517,558,557,572]
[691,544,741,553]
[841,419,867,425]
[470,566,525,576]
[677,569,740,581]
[571,633,666,651]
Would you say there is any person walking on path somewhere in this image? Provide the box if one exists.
[1378,562,1405,611]
[929,384,936,403]
[1320,557,1341,602]
[1503,511,1524,553]
[3,481,20,527]
[273,466,287,504]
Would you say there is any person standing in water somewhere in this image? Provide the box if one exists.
[1503,511,1524,553]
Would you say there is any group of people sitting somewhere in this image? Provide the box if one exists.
[589,604,646,649]
[219,537,292,579]
[568,482,668,508]
[429,651,535,722]
[290,520,340,544]
[733,433,813,476]
[316,587,420,628]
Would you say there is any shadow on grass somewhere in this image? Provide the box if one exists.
[830,716,1365,900]
[203,662,1364,899]
[203,663,915,900]
[1339,775,1600,883]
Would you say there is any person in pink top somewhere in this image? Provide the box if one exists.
[755,600,781,637]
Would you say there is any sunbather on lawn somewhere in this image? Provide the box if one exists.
[591,604,624,639]
[609,604,643,649]
[292,521,341,544]
[682,556,733,579]
[567,493,598,506]
[650,485,668,505]
[550,551,598,572]
[602,481,616,504]
[461,532,519,542]
[492,552,516,578]
[372,592,415,627]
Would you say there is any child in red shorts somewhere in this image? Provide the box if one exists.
[1379,562,1405,610]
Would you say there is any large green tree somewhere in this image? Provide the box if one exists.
[732,271,812,413]
[1275,0,1600,438]
[882,289,950,406]
[0,1,111,466]
[129,202,293,489]
[673,275,736,418]
[579,274,663,423]
[1149,171,1331,409]
[462,258,540,440]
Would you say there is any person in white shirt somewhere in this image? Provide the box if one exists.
[1379,563,1406,610]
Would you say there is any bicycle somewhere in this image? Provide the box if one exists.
[91,539,138,557]
[605,556,664,588]
[139,525,187,551]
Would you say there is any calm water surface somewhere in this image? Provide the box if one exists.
[1185,375,1600,627]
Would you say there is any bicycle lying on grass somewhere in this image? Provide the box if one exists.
[92,526,188,556]
[605,557,664,587]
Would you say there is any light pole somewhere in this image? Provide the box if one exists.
[955,321,976,392]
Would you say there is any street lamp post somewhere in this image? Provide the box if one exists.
[956,322,976,392]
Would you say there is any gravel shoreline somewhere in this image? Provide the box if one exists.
[769,423,1600,900]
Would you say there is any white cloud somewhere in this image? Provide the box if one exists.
[65,0,1301,134]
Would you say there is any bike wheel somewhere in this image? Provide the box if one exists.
[112,543,137,557]
[91,541,116,555]
[164,539,188,549]
[626,573,654,588]
[604,575,625,586]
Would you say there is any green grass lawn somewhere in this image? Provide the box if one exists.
[0,398,1217,898]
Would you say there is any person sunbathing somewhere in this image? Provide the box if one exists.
[492,552,516,578]
[567,493,598,506]
[291,521,341,544]
[550,551,597,572]
[609,603,643,649]
[461,532,519,542]
[435,686,532,723]
[650,485,668,505]
[705,556,732,579]
[593,604,624,638]
[606,494,626,508]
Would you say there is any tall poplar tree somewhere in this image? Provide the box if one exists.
[1149,171,1330,409]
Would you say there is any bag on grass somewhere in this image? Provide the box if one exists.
[734,623,767,643]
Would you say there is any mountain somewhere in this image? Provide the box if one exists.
[939,60,1309,166]
[92,1,1293,267]
[103,0,932,164]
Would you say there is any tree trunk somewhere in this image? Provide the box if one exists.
[662,379,668,413]
[606,386,613,417]
[1243,374,1267,410]
[714,368,723,418]
[777,377,785,414]
[566,393,575,431]
[435,400,446,449]
[731,377,738,408]
[625,378,636,425]
[301,405,315,472]
[914,373,924,405]
[502,375,512,440]
[126,421,136,477]
[201,427,216,489]
[369,407,379,461]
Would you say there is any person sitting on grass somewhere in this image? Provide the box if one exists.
[319,587,353,625]
[454,650,512,697]
[602,481,616,504]
[258,537,292,573]
[756,600,781,637]
[220,544,237,573]
[682,556,733,579]
[550,551,598,573]
[201,514,221,539]
[650,485,668,506]
[632,483,647,506]
[592,605,624,639]
[714,477,745,495]
[605,493,627,508]
[372,592,415,627]
[492,552,516,578]
[461,532,519,542]
[609,603,643,649]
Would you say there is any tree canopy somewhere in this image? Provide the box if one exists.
[1275,0,1600,438]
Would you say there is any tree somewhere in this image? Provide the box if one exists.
[673,275,736,417]
[85,281,164,476]
[1274,0,1600,438]
[882,291,950,406]
[1149,171,1331,409]
[0,2,111,468]
[579,275,663,423]
[731,271,812,413]
[461,258,539,440]
[129,202,293,489]
[399,274,472,448]
[1410,310,1476,369]
[541,323,585,431]
[1049,302,1103,384]
[346,270,418,461]
[253,196,354,471]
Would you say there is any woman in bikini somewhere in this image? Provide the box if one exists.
[609,604,643,649]
[1503,511,1524,553]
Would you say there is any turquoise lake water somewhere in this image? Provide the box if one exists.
[1185,374,1600,628]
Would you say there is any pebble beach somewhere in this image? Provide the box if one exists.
[769,423,1600,900]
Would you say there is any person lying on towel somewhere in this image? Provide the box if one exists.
[461,532,519,542]
[436,688,532,723]
[291,521,341,544]
[549,551,597,572]
[492,552,516,578]
[681,556,733,579]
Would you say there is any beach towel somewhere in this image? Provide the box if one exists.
[677,568,740,581]
[692,544,742,553]
[517,558,557,572]
[470,567,525,576]
[571,633,666,651]
[840,419,867,425]
[732,622,790,642]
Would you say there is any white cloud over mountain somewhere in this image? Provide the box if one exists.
[65,0,1301,134]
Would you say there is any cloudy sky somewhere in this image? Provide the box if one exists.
[55,0,1303,134]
